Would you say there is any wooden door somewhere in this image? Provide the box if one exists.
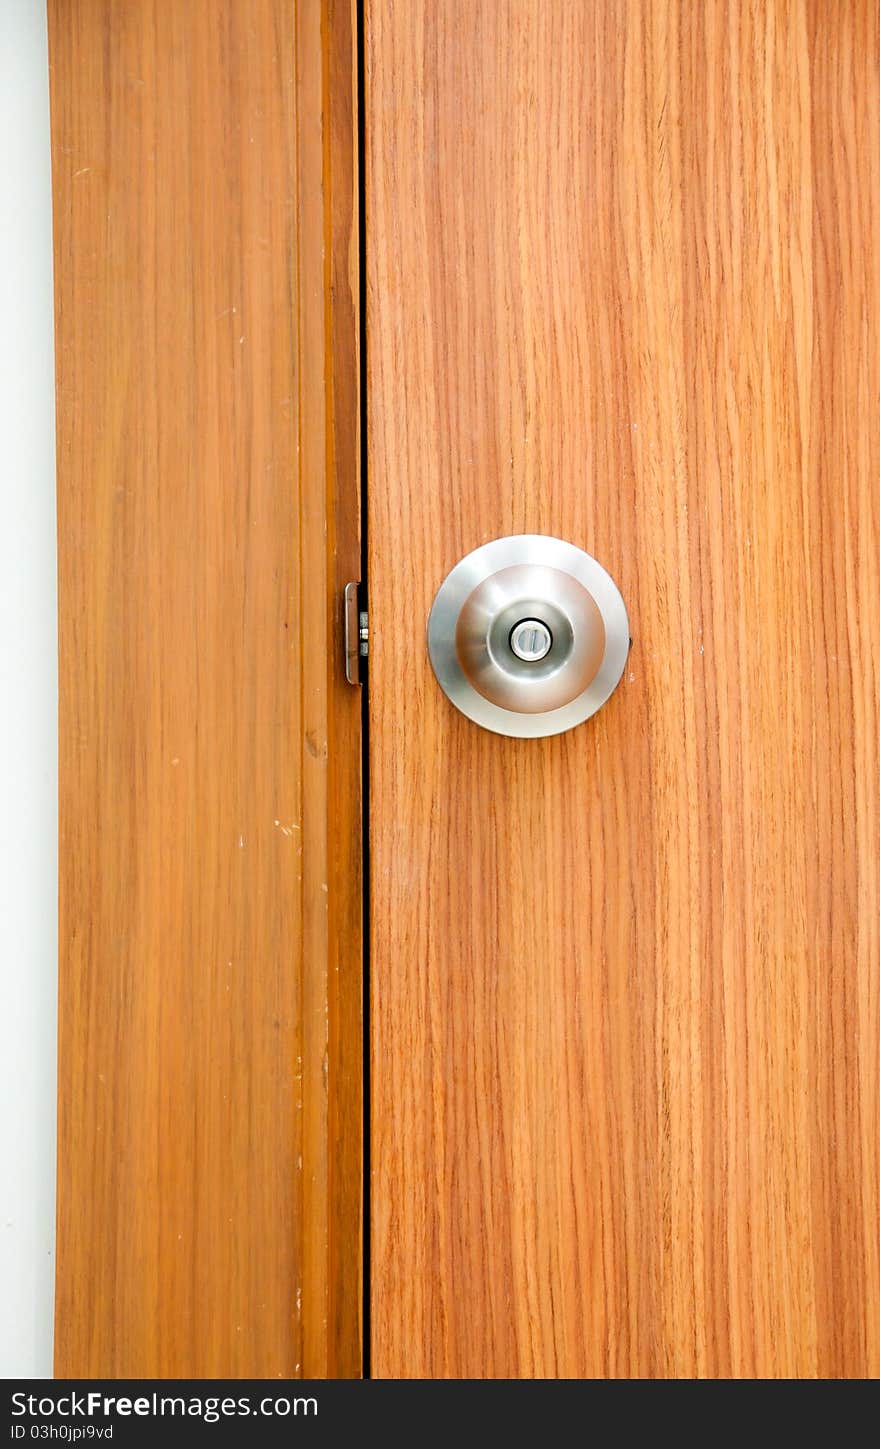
[50,0,362,1377]
[367,0,880,1378]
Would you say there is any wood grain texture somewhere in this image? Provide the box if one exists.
[51,0,362,1377]
[367,0,880,1377]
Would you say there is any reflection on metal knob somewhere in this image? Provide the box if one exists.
[427,535,629,738]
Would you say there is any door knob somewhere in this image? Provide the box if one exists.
[427,535,629,737]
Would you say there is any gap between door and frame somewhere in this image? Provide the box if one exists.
[356,0,371,1383]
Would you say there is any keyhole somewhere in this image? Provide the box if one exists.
[509,618,553,662]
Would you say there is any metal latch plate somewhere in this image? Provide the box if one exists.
[344,582,367,684]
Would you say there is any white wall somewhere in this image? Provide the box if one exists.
[0,1,57,1379]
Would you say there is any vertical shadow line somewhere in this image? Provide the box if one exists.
[356,0,371,1382]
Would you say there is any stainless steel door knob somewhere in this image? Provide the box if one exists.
[427,535,629,737]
